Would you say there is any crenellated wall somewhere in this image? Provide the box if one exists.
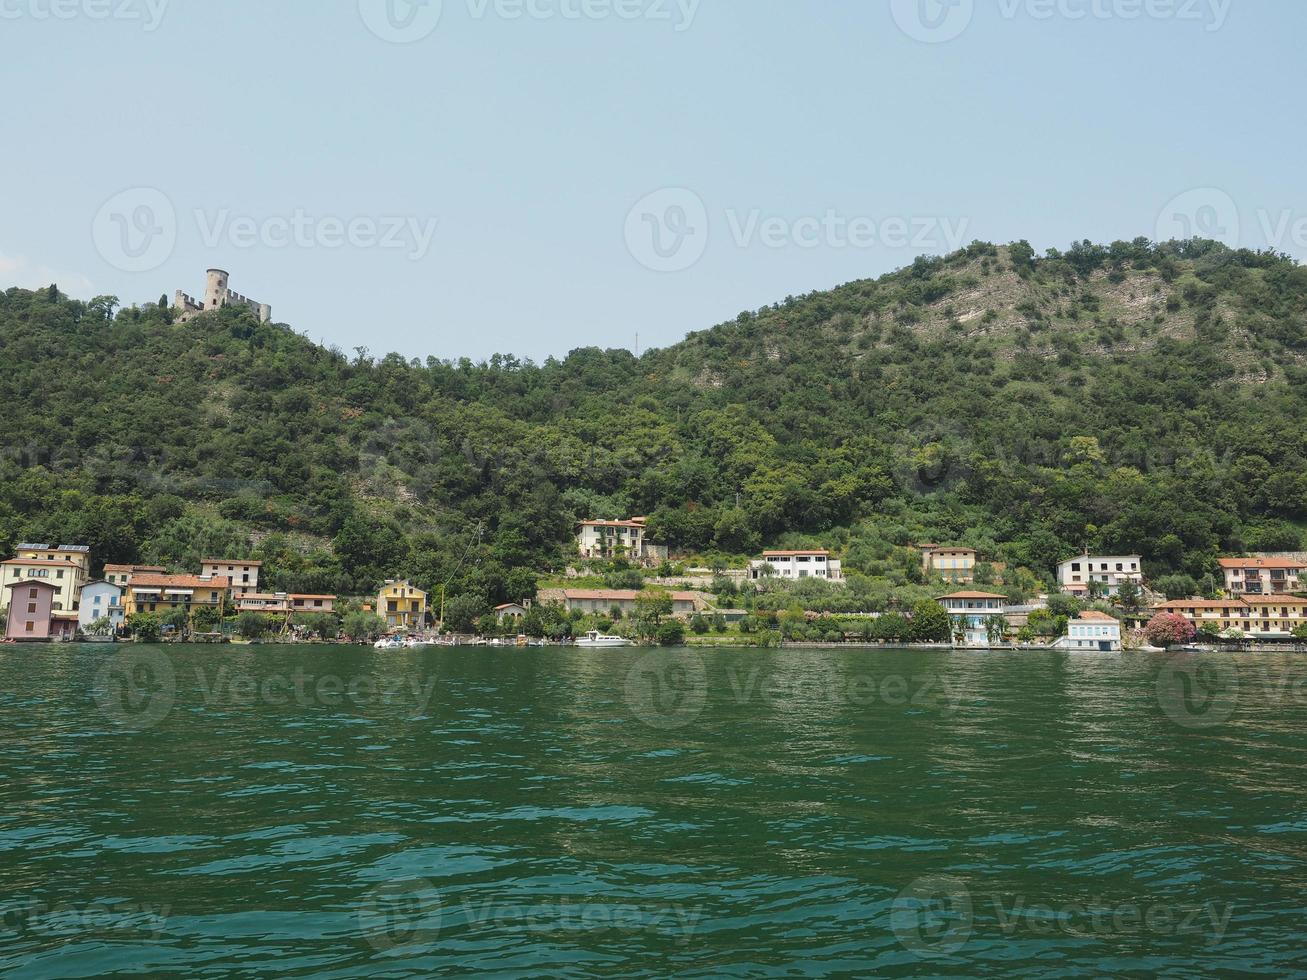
[175,271,272,323]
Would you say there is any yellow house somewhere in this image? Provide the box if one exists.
[124,574,230,619]
[0,544,92,617]
[379,580,427,631]
[1153,595,1307,639]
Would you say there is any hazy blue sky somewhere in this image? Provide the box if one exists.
[2,0,1303,360]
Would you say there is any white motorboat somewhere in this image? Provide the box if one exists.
[374,636,404,650]
[574,630,634,648]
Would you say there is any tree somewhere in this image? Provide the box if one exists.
[986,615,1008,645]
[689,614,710,635]
[84,616,113,637]
[1293,624,1307,640]
[909,600,951,643]
[126,613,161,643]
[191,605,222,632]
[1144,613,1196,649]
[342,611,386,642]
[443,594,487,633]
[1116,579,1142,613]
[657,621,686,646]
[237,612,270,639]
[634,588,674,637]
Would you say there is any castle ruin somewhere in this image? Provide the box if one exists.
[175,269,271,323]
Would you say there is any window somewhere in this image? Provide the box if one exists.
[1071,563,1081,572]
[27,603,36,614]
[29,588,37,599]
[25,622,33,633]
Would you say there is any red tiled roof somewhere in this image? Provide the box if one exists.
[290,594,336,601]
[564,589,699,602]
[1218,557,1305,570]
[130,574,231,589]
[1077,611,1120,622]
[202,559,263,567]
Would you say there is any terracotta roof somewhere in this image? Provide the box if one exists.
[495,603,525,610]
[1218,557,1305,570]
[762,550,830,557]
[3,579,56,591]
[937,591,1006,600]
[130,574,231,589]
[564,589,699,602]
[1077,611,1120,622]
[1,558,86,567]
[290,594,336,601]
[1244,594,1307,605]
[927,546,976,554]
[1156,595,1307,611]
[202,559,263,567]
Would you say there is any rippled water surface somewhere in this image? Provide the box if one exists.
[2,644,1306,976]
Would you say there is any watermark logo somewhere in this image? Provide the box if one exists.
[997,0,1231,31]
[194,209,439,260]
[891,876,974,958]
[624,650,707,729]
[359,0,443,42]
[358,879,443,951]
[1156,656,1239,729]
[0,898,170,941]
[92,187,177,273]
[0,0,170,30]
[624,188,708,273]
[624,188,970,272]
[891,0,974,43]
[1156,187,1240,247]
[92,648,176,732]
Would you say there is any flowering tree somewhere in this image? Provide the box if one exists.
[1145,613,1196,649]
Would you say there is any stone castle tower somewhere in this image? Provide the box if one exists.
[175,269,271,323]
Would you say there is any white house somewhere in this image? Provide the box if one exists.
[1057,554,1143,597]
[1058,611,1122,652]
[749,550,843,582]
[78,581,124,632]
[201,559,262,595]
[576,518,668,564]
[937,591,1007,648]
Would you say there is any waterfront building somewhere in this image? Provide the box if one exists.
[103,564,166,588]
[3,580,79,640]
[1217,557,1304,596]
[1058,610,1122,652]
[0,544,91,619]
[124,574,230,618]
[749,550,843,582]
[495,602,528,623]
[937,591,1007,647]
[576,518,668,564]
[921,545,978,585]
[79,581,125,632]
[379,580,427,630]
[1057,554,1143,597]
[1152,595,1307,639]
[233,593,293,615]
[290,594,336,614]
[201,559,263,595]
[550,589,703,619]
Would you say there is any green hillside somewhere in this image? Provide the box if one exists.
[1,238,1304,610]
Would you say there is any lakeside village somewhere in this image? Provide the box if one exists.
[1,517,1305,652]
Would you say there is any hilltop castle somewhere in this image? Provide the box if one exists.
[175,269,271,323]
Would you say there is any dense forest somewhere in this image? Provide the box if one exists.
[1,238,1304,611]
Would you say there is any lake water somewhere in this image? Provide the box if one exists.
[2,644,1305,976]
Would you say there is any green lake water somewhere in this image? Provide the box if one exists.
[2,644,1305,976]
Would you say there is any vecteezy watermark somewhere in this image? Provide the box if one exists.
[892,0,1230,43]
[0,0,170,30]
[0,897,170,941]
[624,188,970,273]
[1155,655,1239,729]
[458,897,703,939]
[92,187,177,274]
[623,653,962,729]
[194,209,438,261]
[358,880,443,952]
[1157,187,1307,253]
[91,188,440,272]
[92,651,440,731]
[360,0,699,42]
[892,876,1235,959]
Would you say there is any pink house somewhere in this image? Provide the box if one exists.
[5,580,56,640]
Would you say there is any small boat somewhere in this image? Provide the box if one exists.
[374,636,404,651]
[574,630,634,648]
